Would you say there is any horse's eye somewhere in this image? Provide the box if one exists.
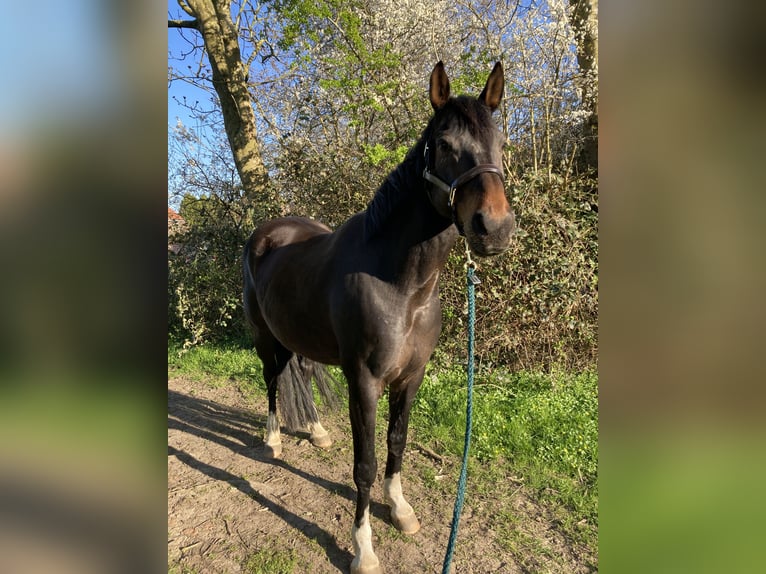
[437,140,451,153]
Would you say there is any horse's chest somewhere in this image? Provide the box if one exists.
[366,294,441,382]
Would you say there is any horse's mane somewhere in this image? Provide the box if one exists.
[363,144,425,240]
[363,96,492,241]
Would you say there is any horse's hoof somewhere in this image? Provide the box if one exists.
[350,562,383,574]
[310,433,332,449]
[391,510,420,535]
[264,443,282,458]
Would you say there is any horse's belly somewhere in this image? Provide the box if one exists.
[272,324,341,365]
[259,286,341,365]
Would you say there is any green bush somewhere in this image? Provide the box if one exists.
[439,170,597,371]
[168,167,597,373]
[168,221,251,346]
[168,171,597,373]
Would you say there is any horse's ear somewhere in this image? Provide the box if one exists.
[479,61,504,111]
[429,61,450,110]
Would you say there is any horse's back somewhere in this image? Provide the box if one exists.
[247,216,332,259]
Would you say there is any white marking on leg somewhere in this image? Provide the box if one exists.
[264,411,282,456]
[308,421,332,448]
[350,507,380,574]
[384,472,420,534]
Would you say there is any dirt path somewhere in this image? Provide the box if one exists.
[168,376,595,573]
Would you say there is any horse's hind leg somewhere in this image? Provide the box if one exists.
[295,356,332,448]
[251,328,291,458]
[308,420,332,448]
[253,340,334,455]
[265,349,291,458]
[383,370,423,534]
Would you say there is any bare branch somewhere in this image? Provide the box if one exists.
[177,0,196,18]
[168,19,199,29]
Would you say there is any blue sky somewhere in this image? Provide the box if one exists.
[168,0,214,133]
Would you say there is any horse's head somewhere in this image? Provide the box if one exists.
[423,62,516,257]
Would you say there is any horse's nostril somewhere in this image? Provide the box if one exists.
[472,213,488,236]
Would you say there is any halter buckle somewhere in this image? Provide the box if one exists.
[422,142,504,235]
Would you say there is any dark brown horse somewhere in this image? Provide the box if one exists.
[243,62,515,574]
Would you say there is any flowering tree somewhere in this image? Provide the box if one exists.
[569,0,598,172]
[250,0,464,224]
[168,0,269,203]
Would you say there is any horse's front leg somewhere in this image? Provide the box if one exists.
[383,370,423,534]
[348,369,383,574]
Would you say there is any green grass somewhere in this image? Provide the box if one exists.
[168,337,261,391]
[411,364,597,522]
[243,545,300,574]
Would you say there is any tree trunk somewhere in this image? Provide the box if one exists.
[170,0,269,203]
[569,0,598,173]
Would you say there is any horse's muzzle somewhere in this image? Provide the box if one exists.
[466,209,516,257]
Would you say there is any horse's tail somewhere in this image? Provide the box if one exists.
[276,355,345,431]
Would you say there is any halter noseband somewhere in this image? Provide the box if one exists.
[422,142,504,234]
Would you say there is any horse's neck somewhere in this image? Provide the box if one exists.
[399,218,458,288]
[384,182,458,288]
[363,138,457,285]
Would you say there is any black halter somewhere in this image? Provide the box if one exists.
[422,142,504,235]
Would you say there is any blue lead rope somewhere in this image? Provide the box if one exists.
[442,260,479,574]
